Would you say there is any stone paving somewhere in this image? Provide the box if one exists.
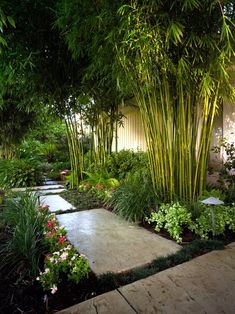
[58,242,235,314]
[12,184,64,192]
[39,194,75,213]
[36,188,66,195]
[57,208,181,275]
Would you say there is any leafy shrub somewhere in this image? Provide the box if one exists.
[147,203,192,243]
[105,149,148,180]
[190,204,235,239]
[0,159,44,188]
[87,150,148,181]
[212,140,235,203]
[0,193,48,279]
[108,169,157,222]
[16,139,43,160]
[82,171,120,190]
[38,213,90,293]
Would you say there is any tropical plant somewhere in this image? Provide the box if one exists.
[104,149,148,181]
[0,8,15,53]
[0,159,44,188]
[82,170,119,189]
[0,192,48,279]
[147,203,192,243]
[108,169,157,222]
[114,0,235,202]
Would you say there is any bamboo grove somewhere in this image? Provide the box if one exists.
[115,0,235,201]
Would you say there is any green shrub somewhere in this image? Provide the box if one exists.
[16,139,43,160]
[87,150,148,181]
[108,169,157,222]
[190,204,235,239]
[105,149,148,180]
[211,140,235,203]
[82,170,119,189]
[0,192,48,279]
[0,159,44,188]
[147,202,192,243]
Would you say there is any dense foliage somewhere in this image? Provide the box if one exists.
[0,159,44,188]
[0,193,48,278]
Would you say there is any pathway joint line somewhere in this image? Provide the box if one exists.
[117,288,139,314]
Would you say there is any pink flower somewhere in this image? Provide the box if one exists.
[58,236,66,243]
[40,204,49,210]
[51,285,57,294]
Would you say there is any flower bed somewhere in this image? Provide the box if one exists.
[37,206,90,294]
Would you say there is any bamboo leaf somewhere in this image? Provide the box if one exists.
[7,16,16,28]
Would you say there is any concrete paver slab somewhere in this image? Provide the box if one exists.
[12,184,64,192]
[57,290,136,314]
[39,195,75,213]
[119,244,235,314]
[56,208,181,275]
[36,188,66,195]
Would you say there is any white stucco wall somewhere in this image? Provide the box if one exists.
[115,102,235,163]
[113,106,146,152]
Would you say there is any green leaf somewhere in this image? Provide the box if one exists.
[7,16,16,28]
[0,35,7,46]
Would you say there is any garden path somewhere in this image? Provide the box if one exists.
[29,185,181,275]
[58,242,235,314]
[56,208,181,275]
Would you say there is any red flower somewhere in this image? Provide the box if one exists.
[47,220,56,228]
[58,236,66,243]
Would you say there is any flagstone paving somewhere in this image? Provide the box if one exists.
[56,208,181,275]
[12,184,64,192]
[36,188,66,195]
[39,194,75,213]
[58,242,235,314]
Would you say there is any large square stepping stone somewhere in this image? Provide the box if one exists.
[39,195,75,213]
[57,208,181,275]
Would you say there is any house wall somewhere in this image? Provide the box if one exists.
[115,103,235,161]
[113,106,146,151]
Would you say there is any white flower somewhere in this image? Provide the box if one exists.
[50,257,54,263]
[60,252,68,261]
[71,256,76,261]
[51,285,58,294]
[36,277,40,281]
[44,268,50,274]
